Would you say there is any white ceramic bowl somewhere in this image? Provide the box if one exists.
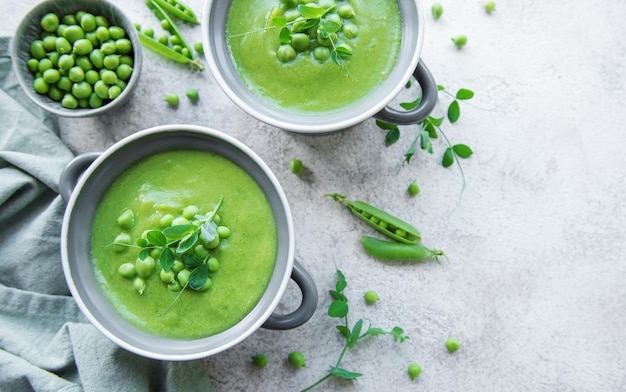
[59,125,317,360]
[202,0,437,133]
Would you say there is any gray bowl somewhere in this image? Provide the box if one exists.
[59,125,317,360]
[202,0,437,133]
[11,0,142,117]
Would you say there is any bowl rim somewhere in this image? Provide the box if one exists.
[60,124,296,360]
[10,0,142,118]
[201,0,424,134]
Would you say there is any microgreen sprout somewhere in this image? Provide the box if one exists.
[300,269,410,391]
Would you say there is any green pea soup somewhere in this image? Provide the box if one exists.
[90,150,277,339]
[226,0,402,113]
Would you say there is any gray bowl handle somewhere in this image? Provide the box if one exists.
[263,260,318,330]
[374,60,437,125]
[59,152,101,203]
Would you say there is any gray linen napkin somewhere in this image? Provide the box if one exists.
[0,37,214,392]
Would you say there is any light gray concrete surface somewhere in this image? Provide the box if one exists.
[3,0,626,391]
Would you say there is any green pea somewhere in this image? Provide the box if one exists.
[75,55,93,71]
[62,14,77,25]
[160,19,172,31]
[47,86,63,101]
[182,205,200,219]
[317,32,336,47]
[325,13,342,27]
[103,54,120,70]
[72,81,93,99]
[165,93,179,106]
[431,3,443,20]
[42,68,60,84]
[61,93,78,109]
[160,268,176,283]
[408,363,422,380]
[186,88,199,102]
[485,0,496,13]
[63,25,85,43]
[85,69,99,85]
[54,37,71,55]
[75,12,86,24]
[160,214,175,228]
[157,35,169,45]
[343,22,359,39]
[212,214,221,224]
[150,246,162,259]
[95,25,110,42]
[73,39,93,56]
[216,226,231,239]
[115,63,132,81]
[445,338,460,352]
[133,277,146,295]
[288,351,305,368]
[408,181,420,196]
[101,41,117,55]
[56,76,72,91]
[207,257,220,272]
[56,24,67,37]
[276,44,296,63]
[101,69,117,85]
[30,40,46,59]
[68,66,85,82]
[119,54,134,66]
[118,262,136,278]
[177,270,191,287]
[198,277,212,292]
[40,13,59,33]
[290,159,303,175]
[115,38,132,54]
[94,80,109,98]
[57,54,74,71]
[168,280,182,292]
[95,15,110,28]
[172,260,185,274]
[87,49,103,68]
[451,34,467,49]
[338,5,355,18]
[170,34,182,46]
[143,28,154,38]
[27,58,39,73]
[284,8,300,22]
[135,256,156,279]
[88,92,103,108]
[108,26,126,40]
[194,41,203,54]
[42,35,57,51]
[172,44,182,53]
[33,77,49,94]
[364,290,379,304]
[193,244,210,259]
[251,354,268,368]
[290,33,310,51]
[80,13,97,32]
[117,208,134,229]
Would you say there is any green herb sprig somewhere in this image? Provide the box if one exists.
[301,269,410,391]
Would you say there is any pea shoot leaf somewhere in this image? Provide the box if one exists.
[363,327,385,337]
[420,129,433,153]
[272,16,286,27]
[405,137,417,164]
[138,248,149,260]
[452,143,473,158]
[137,238,148,248]
[328,367,363,380]
[328,300,349,318]
[392,327,409,343]
[456,88,474,100]
[442,147,455,167]
[336,325,350,339]
[329,289,347,302]
[159,247,175,271]
[447,100,460,123]
[385,128,400,146]
[181,253,204,269]
[437,84,445,91]
[189,263,209,290]
[400,95,422,110]
[405,80,412,88]
[163,224,197,240]
[279,27,290,44]
[335,44,352,57]
[200,221,218,243]
[146,230,166,246]
[298,4,326,19]
[347,319,363,348]
[176,231,198,254]
[319,20,341,34]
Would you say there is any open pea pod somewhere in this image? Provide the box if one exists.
[326,193,421,243]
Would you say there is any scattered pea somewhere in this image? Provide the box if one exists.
[288,351,306,368]
[117,209,134,229]
[290,159,303,175]
[135,256,156,278]
[408,363,422,380]
[313,46,330,62]
[160,268,176,283]
[290,33,310,51]
[207,257,220,272]
[338,5,355,18]
[451,35,468,49]
[172,259,185,273]
[217,226,231,239]
[182,205,200,219]
[118,262,136,278]
[484,0,496,13]
[133,277,146,295]
[186,88,199,102]
[445,337,460,352]
[177,269,191,287]
[194,41,203,54]
[193,244,210,259]
[408,181,420,196]
[251,354,268,368]
[171,216,189,226]
[165,93,179,106]
[364,290,379,304]
[168,280,182,292]
[113,233,132,252]
[277,44,296,63]
[431,3,443,20]
[160,214,175,228]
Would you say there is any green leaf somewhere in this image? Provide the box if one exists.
[279,27,290,44]
[405,80,412,88]
[437,84,445,91]
[335,269,347,291]
[447,100,460,123]
[293,18,319,32]
[400,95,422,110]
[330,50,341,66]
[298,4,326,19]
[424,121,438,139]
[442,147,454,167]
[456,88,474,100]
[391,326,408,342]
[189,263,209,290]
[163,224,197,240]
[200,221,217,243]
[427,115,444,127]
[336,325,350,339]
[272,16,287,27]
[376,120,397,131]
[159,247,175,271]
[328,300,349,318]
[419,129,433,153]
[404,138,417,164]
[328,367,363,380]
[329,290,347,302]
[181,253,204,269]
[452,144,473,158]
[137,238,148,247]
[138,248,149,260]
[176,231,198,254]
[363,327,385,337]
[385,128,400,146]
[348,319,363,348]
[335,44,352,57]
[146,230,166,246]
[319,19,341,34]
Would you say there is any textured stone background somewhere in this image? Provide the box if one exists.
[3,0,626,390]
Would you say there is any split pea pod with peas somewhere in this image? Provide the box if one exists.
[325,193,421,243]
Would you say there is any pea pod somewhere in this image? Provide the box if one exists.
[151,0,199,24]
[326,193,421,243]
[138,31,200,67]
[361,236,446,262]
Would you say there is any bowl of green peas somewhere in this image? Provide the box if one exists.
[11,0,142,117]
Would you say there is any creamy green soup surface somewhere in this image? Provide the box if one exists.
[226,0,402,112]
[91,150,277,339]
